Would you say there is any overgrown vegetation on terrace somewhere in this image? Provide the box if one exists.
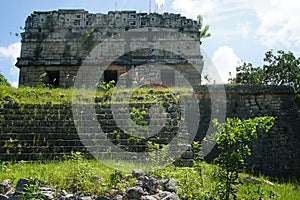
[0,84,299,199]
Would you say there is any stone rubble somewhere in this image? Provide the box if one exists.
[0,169,182,200]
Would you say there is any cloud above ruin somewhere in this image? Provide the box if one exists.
[0,42,21,87]
[211,46,241,83]
[0,42,21,61]
[171,0,300,49]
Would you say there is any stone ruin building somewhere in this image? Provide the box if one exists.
[16,9,203,88]
[8,10,300,179]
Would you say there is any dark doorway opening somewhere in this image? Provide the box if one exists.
[47,71,59,87]
[104,70,118,83]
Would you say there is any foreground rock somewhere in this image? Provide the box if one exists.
[0,169,181,200]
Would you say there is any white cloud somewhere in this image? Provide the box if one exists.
[10,81,18,88]
[171,0,300,49]
[211,46,241,83]
[250,0,300,48]
[0,42,21,61]
[155,0,165,7]
[171,0,251,22]
[236,22,249,38]
[155,0,166,12]
[171,0,217,20]
[9,65,19,79]
[0,42,21,86]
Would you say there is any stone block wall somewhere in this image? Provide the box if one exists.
[0,85,299,178]
[19,66,80,88]
[197,85,300,178]
[16,10,202,88]
[0,104,82,160]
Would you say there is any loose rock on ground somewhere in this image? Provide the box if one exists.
[0,169,181,200]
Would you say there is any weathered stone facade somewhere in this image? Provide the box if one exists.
[1,85,299,178]
[16,9,202,87]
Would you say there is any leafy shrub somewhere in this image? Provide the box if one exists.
[212,116,275,200]
[22,178,46,200]
[0,73,10,87]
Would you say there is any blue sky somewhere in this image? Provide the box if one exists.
[0,0,299,87]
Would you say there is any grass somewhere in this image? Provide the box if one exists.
[0,85,299,198]
[156,165,300,200]
[0,85,194,106]
[1,85,298,111]
[0,85,74,106]
[0,158,299,199]
[0,158,113,195]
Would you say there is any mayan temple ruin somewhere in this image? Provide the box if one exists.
[1,9,298,179]
[16,9,203,88]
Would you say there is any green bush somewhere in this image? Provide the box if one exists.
[0,73,10,87]
[212,116,275,200]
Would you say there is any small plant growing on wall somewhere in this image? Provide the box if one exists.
[34,45,43,59]
[97,80,115,93]
[129,107,148,126]
[80,28,96,52]
[146,141,172,167]
[46,12,55,32]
